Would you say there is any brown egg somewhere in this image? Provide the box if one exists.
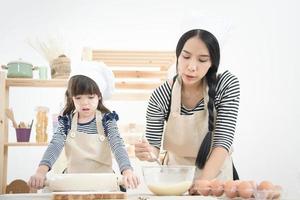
[258,180,274,199]
[196,180,211,196]
[224,180,238,198]
[272,185,282,199]
[258,180,274,190]
[210,179,224,197]
[249,180,257,189]
[237,181,254,199]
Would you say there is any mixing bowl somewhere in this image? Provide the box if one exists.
[142,165,195,196]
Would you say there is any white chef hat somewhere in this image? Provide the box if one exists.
[70,60,115,100]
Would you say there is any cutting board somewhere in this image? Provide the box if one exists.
[53,191,127,200]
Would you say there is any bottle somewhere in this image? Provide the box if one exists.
[35,106,49,143]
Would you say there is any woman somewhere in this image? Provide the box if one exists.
[135,29,240,194]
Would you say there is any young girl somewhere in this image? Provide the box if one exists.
[29,61,139,190]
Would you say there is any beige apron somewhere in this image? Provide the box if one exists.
[64,110,113,173]
[163,77,233,180]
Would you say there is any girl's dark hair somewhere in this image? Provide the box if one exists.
[175,29,220,169]
[63,75,110,115]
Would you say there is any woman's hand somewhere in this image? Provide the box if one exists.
[28,165,49,189]
[134,138,158,161]
[121,169,140,189]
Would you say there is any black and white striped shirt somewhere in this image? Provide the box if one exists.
[39,112,132,173]
[145,70,240,151]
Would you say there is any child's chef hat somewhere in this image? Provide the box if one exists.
[70,60,115,100]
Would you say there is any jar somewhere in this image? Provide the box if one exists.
[35,106,49,143]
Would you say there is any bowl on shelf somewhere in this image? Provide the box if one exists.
[142,165,195,196]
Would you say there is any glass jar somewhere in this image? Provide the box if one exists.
[35,106,49,143]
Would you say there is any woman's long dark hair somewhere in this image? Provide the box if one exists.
[175,29,220,169]
[63,75,110,115]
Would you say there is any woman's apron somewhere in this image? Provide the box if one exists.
[162,77,233,180]
[64,110,113,173]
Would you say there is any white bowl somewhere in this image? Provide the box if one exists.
[142,165,195,196]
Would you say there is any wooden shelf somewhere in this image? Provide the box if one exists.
[5,78,160,91]
[6,78,67,88]
[4,142,48,147]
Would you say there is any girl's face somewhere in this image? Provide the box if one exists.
[177,36,212,86]
[72,94,99,119]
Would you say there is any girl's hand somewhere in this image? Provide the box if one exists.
[121,169,140,189]
[28,165,49,190]
[134,138,154,161]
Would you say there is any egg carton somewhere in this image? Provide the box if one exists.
[196,180,282,200]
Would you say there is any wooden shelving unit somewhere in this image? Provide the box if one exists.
[0,71,66,194]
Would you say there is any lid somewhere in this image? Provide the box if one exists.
[8,59,33,66]
[35,106,49,112]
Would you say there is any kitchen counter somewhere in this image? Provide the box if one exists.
[1,192,297,200]
[0,193,218,200]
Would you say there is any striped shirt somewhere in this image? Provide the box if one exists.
[145,70,240,151]
[39,112,132,173]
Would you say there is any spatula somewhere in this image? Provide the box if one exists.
[5,108,18,128]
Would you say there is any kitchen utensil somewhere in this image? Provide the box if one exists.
[149,151,161,167]
[44,173,123,192]
[29,119,34,129]
[140,135,162,167]
[18,121,26,128]
[5,108,18,128]
[1,59,37,78]
[142,165,195,196]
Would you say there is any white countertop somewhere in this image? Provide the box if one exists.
[0,193,218,200]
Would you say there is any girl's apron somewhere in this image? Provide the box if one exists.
[163,77,233,180]
[64,110,113,173]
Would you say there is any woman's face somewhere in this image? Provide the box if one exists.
[177,36,212,86]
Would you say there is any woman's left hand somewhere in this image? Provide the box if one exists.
[122,169,140,189]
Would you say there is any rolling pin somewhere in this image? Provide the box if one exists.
[45,173,123,192]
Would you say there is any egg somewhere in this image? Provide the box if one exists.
[196,180,211,196]
[258,180,274,199]
[249,180,257,189]
[258,180,274,190]
[210,179,224,197]
[224,180,239,198]
[272,185,282,199]
[237,181,254,199]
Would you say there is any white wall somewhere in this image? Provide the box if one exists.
[1,0,300,198]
